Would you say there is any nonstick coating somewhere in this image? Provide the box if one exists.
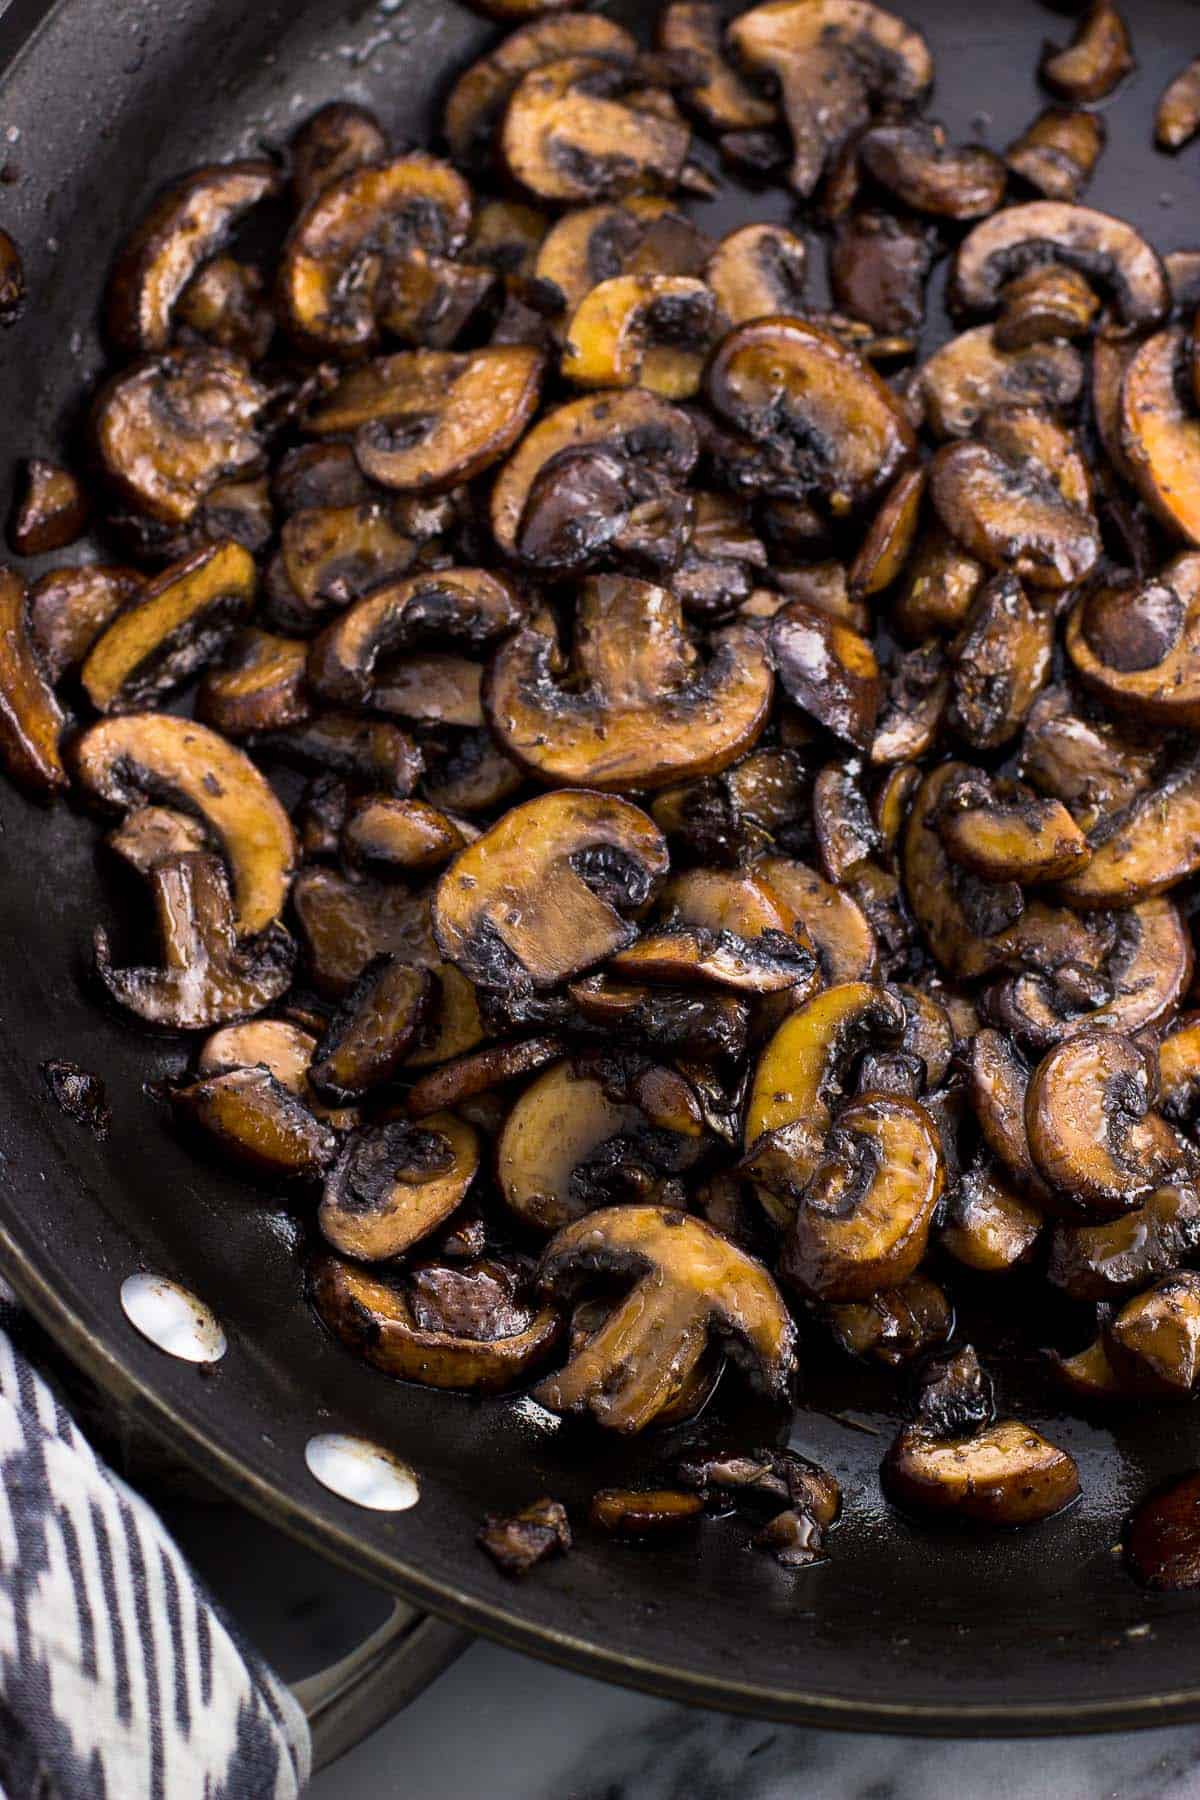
[2,0,1200,1736]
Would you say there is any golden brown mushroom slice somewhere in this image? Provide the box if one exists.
[9,458,89,556]
[941,1160,1043,1273]
[848,467,926,601]
[433,789,667,994]
[497,1054,708,1231]
[657,2,776,134]
[917,325,1084,441]
[196,1015,351,1119]
[727,0,932,199]
[319,1111,479,1262]
[1041,1,1133,102]
[1065,555,1200,725]
[1056,752,1200,909]
[307,345,544,496]
[92,347,267,527]
[903,765,1023,981]
[1047,1184,1200,1301]
[372,654,484,730]
[280,153,471,355]
[1026,1031,1191,1215]
[1108,1274,1200,1395]
[1157,59,1200,151]
[485,574,772,792]
[258,713,422,797]
[341,797,469,879]
[175,255,276,364]
[533,195,710,332]
[969,1027,1054,1203]
[532,1204,796,1431]
[28,566,142,682]
[106,160,280,353]
[951,201,1167,334]
[560,274,716,399]
[937,779,1090,884]
[308,957,435,1105]
[197,629,311,738]
[768,600,881,750]
[500,55,691,204]
[826,1273,952,1367]
[704,223,807,325]
[995,264,1100,350]
[108,804,209,875]
[74,714,295,936]
[289,101,389,205]
[870,643,948,766]
[171,1065,337,1181]
[756,857,878,987]
[95,852,294,1030]
[0,567,67,798]
[264,502,420,633]
[1005,108,1106,204]
[80,540,256,715]
[932,416,1099,593]
[828,210,934,339]
[610,865,817,996]
[1018,684,1159,832]
[706,317,916,518]
[883,1419,1079,1525]
[1119,328,1200,546]
[313,1254,562,1393]
[858,121,1006,221]
[892,524,985,642]
[1159,1013,1200,1128]
[406,1034,564,1120]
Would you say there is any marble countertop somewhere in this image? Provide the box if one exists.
[161,1494,1200,1800]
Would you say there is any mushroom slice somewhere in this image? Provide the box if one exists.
[95,852,294,1030]
[372,654,483,730]
[319,1111,479,1262]
[500,55,691,203]
[780,1094,944,1301]
[704,222,807,325]
[485,574,772,792]
[996,898,1190,1047]
[708,317,916,517]
[994,264,1100,349]
[941,1159,1043,1273]
[533,196,710,330]
[1066,556,1200,725]
[568,975,748,1062]
[672,491,768,621]
[1119,329,1200,546]
[497,1055,708,1231]
[952,202,1167,334]
[280,154,471,354]
[756,857,878,986]
[933,415,1099,593]
[826,1273,951,1366]
[1108,1273,1200,1394]
[107,160,280,353]
[969,1028,1052,1201]
[433,789,667,994]
[0,229,24,326]
[892,525,985,642]
[611,865,817,996]
[560,274,716,399]
[849,467,926,600]
[883,1419,1079,1525]
[80,539,256,714]
[308,346,544,496]
[859,121,1006,221]
[309,957,435,1104]
[108,804,209,875]
[178,254,277,369]
[813,763,878,885]
[264,503,419,633]
[342,798,468,878]
[1127,1471,1200,1588]
[657,2,776,133]
[171,1066,336,1180]
[1056,752,1200,908]
[727,0,932,199]
[828,211,934,338]
[197,629,310,738]
[903,765,1024,980]
[938,779,1089,883]
[1026,1031,1190,1214]
[313,1255,561,1393]
[9,458,89,556]
[1018,684,1159,831]
[1157,59,1200,152]
[533,1204,796,1431]
[918,326,1084,441]
[0,567,67,797]
[406,1034,564,1120]
[309,568,523,708]
[289,101,389,205]
[421,729,525,818]
[1048,1184,1200,1301]
[1160,1013,1200,1128]
[196,1015,349,1118]
[257,714,422,795]
[92,348,266,527]
[769,600,881,750]
[870,642,948,765]
[1041,1,1133,103]
[491,388,697,573]
[28,566,142,682]
[1005,109,1105,204]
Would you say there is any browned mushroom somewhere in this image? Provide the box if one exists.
[609,864,817,995]
[870,643,948,765]
[893,524,985,641]
[917,326,1085,441]
[937,777,1090,883]
[849,467,926,600]
[1055,751,1200,908]
[108,804,209,875]
[1157,59,1200,151]
[27,566,142,681]
[756,856,879,986]
[1018,684,1160,832]
[994,264,1100,349]
[1108,1273,1200,1394]
[532,1204,796,1431]
[1127,1472,1200,1589]
[589,1487,704,1536]
[560,274,716,398]
[341,797,468,878]
[174,256,275,364]
[197,629,311,737]
[0,230,25,327]
[940,1160,1043,1272]
[658,2,776,135]
[171,1065,337,1180]
[309,957,435,1104]
[883,1418,1079,1525]
[826,1272,952,1365]
[290,867,440,997]
[904,766,1023,980]
[406,1034,564,1119]
[196,1016,352,1122]
[0,567,67,797]
[704,222,806,328]
[1005,109,1105,204]
[421,729,525,818]
[257,713,422,795]
[264,502,420,632]
[1119,329,1200,546]
[533,195,711,332]
[812,762,878,886]
[769,600,881,750]
[829,211,935,338]
[859,121,1006,221]
[1048,1184,1200,1300]
[1065,555,1200,725]
[9,458,89,556]
[289,101,389,206]
[501,55,691,203]
[319,1110,479,1261]
[1041,1,1133,103]
[952,201,1167,334]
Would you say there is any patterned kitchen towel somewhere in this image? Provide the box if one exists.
[0,1298,311,1800]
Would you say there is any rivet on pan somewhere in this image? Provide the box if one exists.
[120,1272,227,1365]
[304,1433,420,1512]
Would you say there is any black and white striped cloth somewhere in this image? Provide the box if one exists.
[0,1298,310,1799]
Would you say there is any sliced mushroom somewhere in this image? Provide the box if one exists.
[265,502,420,632]
[826,1272,952,1366]
[108,804,209,875]
[1005,108,1105,204]
[561,274,716,399]
[904,765,1023,979]
[932,415,1099,593]
[421,729,525,817]
[74,713,295,934]
[970,1028,1052,1201]
[995,264,1100,349]
[658,2,776,134]
[27,566,142,682]
[196,1015,351,1122]
[1048,1184,1200,1301]
[828,211,935,338]
[534,195,710,331]
[0,229,25,327]
[533,1204,796,1431]
[319,1111,479,1261]
[1041,1,1133,103]
[9,458,89,557]
[813,762,878,885]
[1127,1472,1200,1589]
[288,101,388,205]
[107,160,280,353]
[892,524,985,641]
[1066,555,1200,725]
[501,55,691,203]
[672,491,768,621]
[174,256,275,363]
[0,567,67,797]
[952,202,1167,335]
[433,789,667,994]
[769,600,881,750]
[95,852,294,1030]
[486,574,772,792]
[859,121,1006,221]
[937,775,1089,883]
[341,797,468,878]
[1119,328,1200,546]
[883,1418,1079,1525]
[610,865,817,995]
[756,856,878,986]
[372,654,484,730]
[197,628,310,738]
[706,317,916,518]
[917,325,1085,441]
[849,467,926,600]
[313,1254,561,1392]
[589,1487,703,1536]
[1160,1013,1200,1128]
[406,1034,564,1119]
[1157,59,1200,152]
[257,712,422,796]
[704,223,807,326]
[1018,684,1160,831]
[940,1159,1043,1273]
[171,1065,336,1179]
[308,957,435,1104]
[871,642,948,765]
[727,0,932,199]
[1108,1273,1200,1394]
[1056,751,1200,908]
[568,975,748,1062]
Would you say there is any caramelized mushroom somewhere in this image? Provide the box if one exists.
[952,202,1167,335]
[171,1065,336,1180]
[769,600,881,750]
[705,222,807,325]
[1108,1273,1200,1394]
[1048,1184,1200,1300]
[197,628,311,737]
[938,778,1089,883]
[870,642,948,764]
[501,56,691,203]
[108,804,209,875]
[533,195,711,331]
[319,1111,479,1261]
[309,957,435,1104]
[406,1034,564,1119]
[257,713,422,795]
[1119,329,1200,546]
[1157,59,1200,152]
[917,326,1085,440]
[1041,1,1133,103]
[1056,751,1200,908]
[341,797,468,878]
[658,2,776,135]
[27,566,142,682]
[289,101,388,205]
[590,1487,703,1536]
[0,567,67,797]
[892,524,985,641]
[829,210,934,338]
[941,1160,1043,1273]
[904,765,1022,979]
[1019,684,1159,831]
[561,274,716,398]
[265,502,419,632]
[883,1418,1079,1525]
[1127,1472,1200,1589]
[756,856,878,986]
[610,864,817,995]
[1005,109,1105,204]
[826,1272,951,1365]
[1066,555,1200,725]
[849,467,926,600]
[290,867,439,996]
[9,458,89,556]
[995,264,1100,349]
[859,121,1006,221]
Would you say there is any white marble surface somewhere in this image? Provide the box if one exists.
[162,1496,1200,1800]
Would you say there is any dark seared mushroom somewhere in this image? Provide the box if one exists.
[1048,1184,1200,1301]
[406,1034,564,1119]
[769,600,881,750]
[1005,109,1105,204]
[704,223,807,325]
[175,256,275,364]
[196,1016,351,1120]
[290,866,439,993]
[893,524,985,640]
[1041,1,1133,104]
[1119,329,1200,546]
[903,765,1024,980]
[1157,59,1200,152]
[95,852,295,1030]
[940,1159,1043,1273]
[533,195,711,331]
[1056,751,1200,908]
[1108,1273,1200,1395]
[1018,684,1159,832]
[995,264,1100,349]
[433,788,668,994]
[319,1111,479,1261]
[829,211,935,339]
[727,0,932,199]
[341,797,469,878]
[107,160,280,353]
[1159,1014,1200,1128]
[970,1028,1053,1202]
[947,577,1055,751]
[561,274,716,398]
[0,566,68,797]
[937,777,1089,884]
[568,974,748,1062]
[28,566,142,682]
[74,713,296,934]
[813,762,878,885]
[756,856,878,986]
[171,1065,336,1179]
[859,121,1006,221]
[9,458,89,556]
[658,2,776,135]
[849,467,926,600]
[589,1487,703,1536]
[501,55,691,203]
[826,1273,952,1366]
[917,326,1084,441]
[1065,555,1200,725]
[309,957,436,1104]
[532,1203,796,1431]
[883,1417,1078,1524]
[258,712,422,796]
[265,502,420,632]
[372,654,484,730]
[870,642,948,765]
[485,574,772,791]
[952,201,1167,335]
[289,101,389,205]
[1127,1473,1200,1589]
[197,628,311,737]
[671,491,768,620]
[421,729,525,817]
[609,864,817,995]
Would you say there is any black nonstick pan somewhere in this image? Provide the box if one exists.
[2,0,1200,1754]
